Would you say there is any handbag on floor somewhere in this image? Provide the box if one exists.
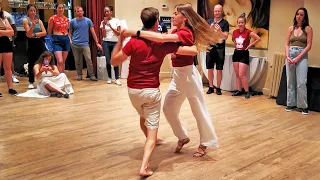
[97,50,108,80]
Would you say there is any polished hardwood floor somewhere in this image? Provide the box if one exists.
[1,71,320,180]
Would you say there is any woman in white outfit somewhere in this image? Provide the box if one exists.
[100,6,121,85]
[34,51,74,98]
[124,4,222,157]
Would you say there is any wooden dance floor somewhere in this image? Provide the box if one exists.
[1,71,320,180]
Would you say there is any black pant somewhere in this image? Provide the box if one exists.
[27,38,45,83]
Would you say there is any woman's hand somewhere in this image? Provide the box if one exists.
[213,23,221,32]
[26,20,39,38]
[26,31,33,38]
[287,56,300,64]
[103,19,110,27]
[103,18,108,25]
[6,25,13,30]
[290,57,300,64]
[245,44,253,50]
[106,21,111,27]
[119,30,125,41]
[287,56,293,64]
[40,65,50,73]
[233,40,237,48]
[32,19,39,27]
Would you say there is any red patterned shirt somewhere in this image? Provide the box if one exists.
[49,15,69,35]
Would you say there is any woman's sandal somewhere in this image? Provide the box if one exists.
[175,137,190,153]
[193,145,207,157]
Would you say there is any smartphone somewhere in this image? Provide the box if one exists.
[44,60,49,67]
[35,14,40,20]
[104,17,108,24]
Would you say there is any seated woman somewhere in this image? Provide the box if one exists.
[34,51,74,98]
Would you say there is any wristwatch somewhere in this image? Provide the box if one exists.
[136,30,140,38]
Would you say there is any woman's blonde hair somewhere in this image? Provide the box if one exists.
[176,4,223,51]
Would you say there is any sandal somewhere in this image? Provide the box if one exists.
[193,145,206,157]
[175,137,190,153]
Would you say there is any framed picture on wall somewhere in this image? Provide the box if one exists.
[197,0,270,50]
[160,16,172,29]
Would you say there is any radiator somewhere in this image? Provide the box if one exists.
[269,52,286,98]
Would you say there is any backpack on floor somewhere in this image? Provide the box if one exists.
[44,35,54,52]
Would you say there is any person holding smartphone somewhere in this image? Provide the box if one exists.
[205,4,229,95]
[34,51,73,98]
[23,4,47,89]
[100,6,122,85]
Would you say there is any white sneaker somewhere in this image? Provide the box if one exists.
[28,83,34,89]
[12,75,19,83]
[115,79,122,86]
[107,78,112,84]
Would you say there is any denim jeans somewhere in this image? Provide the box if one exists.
[286,46,308,109]
[102,41,119,79]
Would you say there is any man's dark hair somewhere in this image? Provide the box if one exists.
[140,7,159,29]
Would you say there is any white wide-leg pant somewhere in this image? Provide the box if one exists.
[163,65,219,148]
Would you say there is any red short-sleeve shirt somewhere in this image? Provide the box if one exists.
[171,26,195,67]
[122,38,179,89]
[232,28,252,50]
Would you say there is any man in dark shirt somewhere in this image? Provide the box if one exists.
[206,4,229,95]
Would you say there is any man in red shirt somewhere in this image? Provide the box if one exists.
[121,4,220,158]
[111,7,198,177]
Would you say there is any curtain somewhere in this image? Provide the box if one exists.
[86,0,107,76]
